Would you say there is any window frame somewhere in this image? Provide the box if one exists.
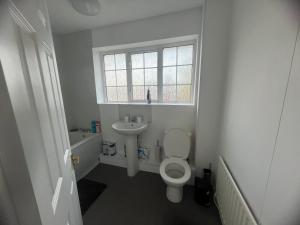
[95,36,198,105]
[102,52,129,102]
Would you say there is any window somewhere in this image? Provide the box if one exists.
[163,46,193,103]
[97,38,197,104]
[104,53,128,102]
[131,52,158,101]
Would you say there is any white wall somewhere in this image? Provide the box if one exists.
[195,0,232,177]
[260,30,300,225]
[54,30,100,130]
[54,36,73,127]
[92,8,203,47]
[219,0,299,222]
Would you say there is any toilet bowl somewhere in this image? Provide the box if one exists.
[159,129,191,203]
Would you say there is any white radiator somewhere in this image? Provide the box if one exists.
[216,157,258,225]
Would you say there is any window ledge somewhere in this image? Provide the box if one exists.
[98,102,195,107]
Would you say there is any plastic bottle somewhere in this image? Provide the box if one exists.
[91,121,96,133]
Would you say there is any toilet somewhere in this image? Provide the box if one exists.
[159,128,191,203]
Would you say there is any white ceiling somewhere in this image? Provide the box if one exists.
[47,0,204,34]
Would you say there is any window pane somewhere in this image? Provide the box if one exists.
[144,52,157,68]
[104,55,115,70]
[145,86,157,100]
[145,68,157,85]
[132,69,144,85]
[133,86,145,100]
[177,85,191,102]
[177,65,192,84]
[105,71,116,86]
[163,67,176,85]
[116,70,127,86]
[178,45,193,65]
[117,87,128,101]
[107,87,117,101]
[163,47,177,66]
[163,86,176,102]
[131,54,144,68]
[115,54,126,70]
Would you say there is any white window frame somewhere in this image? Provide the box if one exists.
[93,35,199,105]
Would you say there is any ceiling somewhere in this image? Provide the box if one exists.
[47,0,205,34]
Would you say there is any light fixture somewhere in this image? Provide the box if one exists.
[70,0,100,16]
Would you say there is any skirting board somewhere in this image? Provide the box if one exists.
[100,155,196,185]
[100,155,160,174]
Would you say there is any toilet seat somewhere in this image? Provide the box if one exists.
[160,158,191,185]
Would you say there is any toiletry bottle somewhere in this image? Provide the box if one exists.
[147,88,151,104]
[91,121,96,133]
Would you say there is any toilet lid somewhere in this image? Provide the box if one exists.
[163,128,191,159]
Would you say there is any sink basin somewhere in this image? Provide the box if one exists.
[112,121,148,177]
[112,121,148,136]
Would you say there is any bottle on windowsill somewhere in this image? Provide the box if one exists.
[147,88,151,104]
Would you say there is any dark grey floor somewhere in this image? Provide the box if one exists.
[83,164,221,225]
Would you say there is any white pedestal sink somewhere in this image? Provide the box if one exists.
[112,121,148,177]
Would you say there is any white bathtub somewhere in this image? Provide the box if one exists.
[69,131,102,181]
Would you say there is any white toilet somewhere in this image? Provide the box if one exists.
[159,128,191,203]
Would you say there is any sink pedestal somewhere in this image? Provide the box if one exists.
[126,136,138,177]
[112,121,148,177]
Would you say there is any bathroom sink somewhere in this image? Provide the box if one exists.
[112,121,148,177]
[112,121,148,136]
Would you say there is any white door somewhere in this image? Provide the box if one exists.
[0,2,83,225]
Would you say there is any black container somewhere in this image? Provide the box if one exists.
[203,168,212,180]
[194,169,213,206]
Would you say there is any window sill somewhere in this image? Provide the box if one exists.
[98,102,195,107]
